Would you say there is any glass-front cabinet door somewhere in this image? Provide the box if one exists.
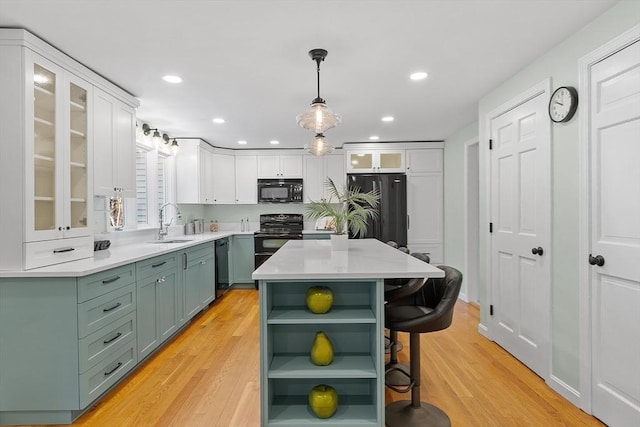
[66,75,91,238]
[25,53,91,242]
[31,62,62,240]
[346,149,405,173]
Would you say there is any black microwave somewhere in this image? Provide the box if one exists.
[257,179,303,203]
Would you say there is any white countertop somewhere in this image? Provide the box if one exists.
[252,239,443,280]
[0,231,254,278]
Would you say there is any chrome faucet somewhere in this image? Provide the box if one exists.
[158,203,182,240]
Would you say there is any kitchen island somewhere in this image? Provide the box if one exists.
[252,238,443,426]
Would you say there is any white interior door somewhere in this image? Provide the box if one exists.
[489,90,550,379]
[589,40,640,427]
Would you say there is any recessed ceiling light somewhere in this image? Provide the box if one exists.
[162,75,183,84]
[237,140,247,145]
[270,140,280,145]
[369,136,380,141]
[212,118,225,124]
[410,72,428,81]
[381,116,394,122]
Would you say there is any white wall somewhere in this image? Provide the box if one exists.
[444,121,478,271]
[461,0,640,392]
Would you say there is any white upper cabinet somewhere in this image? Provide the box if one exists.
[303,153,345,203]
[93,88,136,197]
[211,153,236,204]
[406,148,443,174]
[25,52,93,244]
[346,149,405,173]
[257,154,303,178]
[0,29,138,270]
[235,155,257,204]
[176,140,243,205]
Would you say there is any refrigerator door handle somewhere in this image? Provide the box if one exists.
[408,214,410,229]
[372,180,377,193]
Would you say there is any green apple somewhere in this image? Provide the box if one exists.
[308,384,338,418]
[306,286,334,314]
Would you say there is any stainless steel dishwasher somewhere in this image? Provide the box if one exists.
[215,238,229,298]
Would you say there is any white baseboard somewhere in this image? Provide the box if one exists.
[477,322,489,338]
[548,375,582,408]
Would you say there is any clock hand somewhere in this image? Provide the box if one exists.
[554,101,564,106]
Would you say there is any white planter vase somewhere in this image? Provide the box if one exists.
[330,233,349,251]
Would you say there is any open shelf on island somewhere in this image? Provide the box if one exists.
[268,306,375,324]
[268,354,376,379]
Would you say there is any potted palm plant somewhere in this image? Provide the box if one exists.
[306,178,380,250]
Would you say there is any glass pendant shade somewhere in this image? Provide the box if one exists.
[297,101,342,133]
[305,133,334,156]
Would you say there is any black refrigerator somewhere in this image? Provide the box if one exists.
[347,173,407,247]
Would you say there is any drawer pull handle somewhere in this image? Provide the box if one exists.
[103,332,122,344]
[152,261,167,268]
[104,362,122,376]
[103,302,122,313]
[102,276,121,284]
[156,276,166,284]
[53,247,75,254]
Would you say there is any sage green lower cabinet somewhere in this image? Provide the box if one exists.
[231,235,254,284]
[136,252,180,361]
[183,243,216,319]
[302,233,332,240]
[259,279,384,426]
[0,240,222,425]
[0,263,138,425]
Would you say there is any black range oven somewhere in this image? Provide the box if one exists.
[254,213,304,287]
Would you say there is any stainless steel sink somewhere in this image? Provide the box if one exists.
[148,239,194,244]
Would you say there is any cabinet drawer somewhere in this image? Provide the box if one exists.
[78,263,136,303]
[24,236,93,270]
[79,311,136,374]
[136,252,179,279]
[79,341,136,408]
[185,243,214,262]
[78,283,136,338]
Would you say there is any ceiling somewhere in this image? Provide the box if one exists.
[0,0,618,150]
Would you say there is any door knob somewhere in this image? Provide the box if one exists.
[589,254,605,266]
[531,247,544,256]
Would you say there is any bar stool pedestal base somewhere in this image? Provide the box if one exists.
[385,401,451,427]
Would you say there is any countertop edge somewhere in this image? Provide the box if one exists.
[0,231,249,278]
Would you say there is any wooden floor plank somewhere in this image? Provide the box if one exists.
[17,289,604,427]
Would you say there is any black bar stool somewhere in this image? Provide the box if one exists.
[385,265,463,427]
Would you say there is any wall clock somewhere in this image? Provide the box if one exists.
[548,86,578,123]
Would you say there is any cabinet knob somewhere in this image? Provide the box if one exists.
[589,254,605,267]
[58,226,62,231]
[66,226,71,230]
[531,247,543,256]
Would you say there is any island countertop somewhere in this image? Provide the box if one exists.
[252,238,443,280]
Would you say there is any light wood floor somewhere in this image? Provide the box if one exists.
[26,289,604,427]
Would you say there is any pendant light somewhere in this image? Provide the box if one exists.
[305,133,334,156]
[296,49,342,134]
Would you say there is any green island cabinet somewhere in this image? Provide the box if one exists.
[259,279,384,426]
